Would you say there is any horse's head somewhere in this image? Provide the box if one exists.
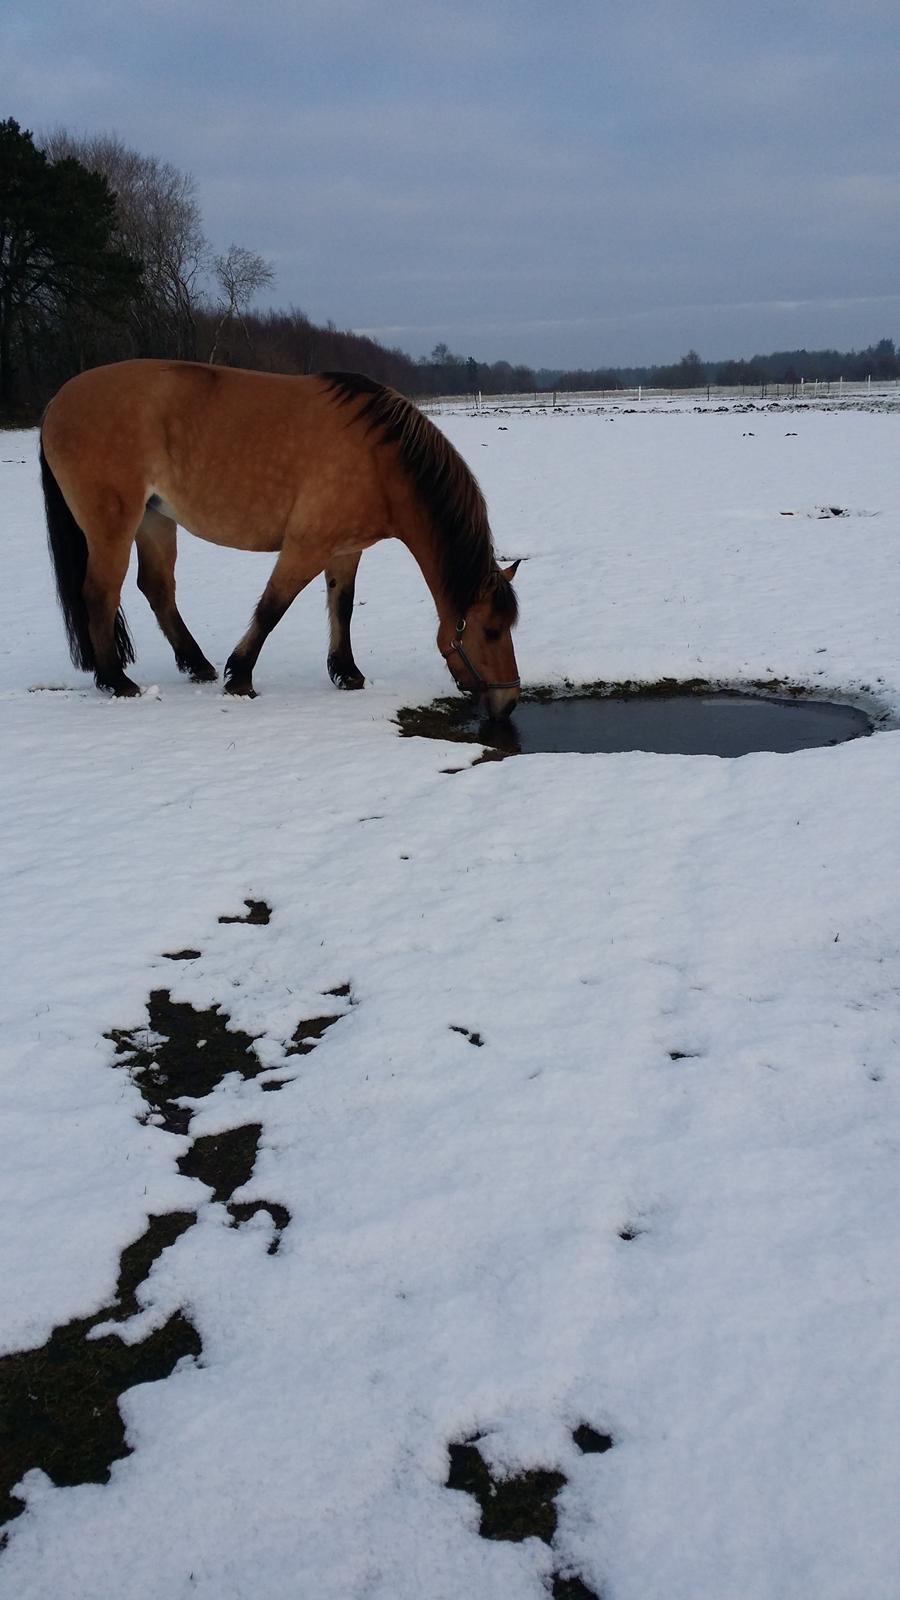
[439,561,521,720]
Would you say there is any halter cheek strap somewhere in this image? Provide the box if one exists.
[441,618,520,694]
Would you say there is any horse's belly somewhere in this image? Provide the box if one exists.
[148,491,283,552]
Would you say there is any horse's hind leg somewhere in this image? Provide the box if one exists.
[325,553,365,689]
[224,549,318,697]
[136,510,217,682]
[83,531,142,697]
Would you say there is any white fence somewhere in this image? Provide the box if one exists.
[424,377,900,415]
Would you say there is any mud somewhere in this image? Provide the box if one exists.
[1,1212,199,1528]
[3,941,349,1531]
[445,1433,605,1597]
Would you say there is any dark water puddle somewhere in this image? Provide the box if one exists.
[446,1431,606,1597]
[400,686,875,759]
[0,1212,199,1529]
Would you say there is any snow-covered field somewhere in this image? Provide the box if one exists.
[2,400,899,1600]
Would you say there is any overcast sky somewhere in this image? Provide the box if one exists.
[6,0,900,368]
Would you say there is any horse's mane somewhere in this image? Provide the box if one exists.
[321,372,517,623]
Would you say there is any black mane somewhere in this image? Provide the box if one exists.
[321,372,516,622]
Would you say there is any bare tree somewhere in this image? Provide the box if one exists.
[208,244,275,363]
[41,129,208,358]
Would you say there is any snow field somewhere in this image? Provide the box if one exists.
[1,403,899,1599]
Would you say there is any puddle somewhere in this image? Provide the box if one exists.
[399,687,875,759]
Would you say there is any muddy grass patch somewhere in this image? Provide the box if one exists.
[3,929,355,1536]
[0,1211,200,1529]
[445,1435,603,1597]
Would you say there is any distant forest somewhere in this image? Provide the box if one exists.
[2,116,898,420]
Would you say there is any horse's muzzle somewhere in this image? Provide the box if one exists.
[483,686,520,721]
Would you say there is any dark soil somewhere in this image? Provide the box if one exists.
[218,898,272,925]
[0,1212,199,1528]
[445,1431,611,1596]
[573,1424,614,1455]
[287,1012,343,1056]
[107,991,264,1135]
[446,1440,565,1544]
[177,1123,262,1203]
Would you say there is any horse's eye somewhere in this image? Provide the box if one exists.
[484,627,501,641]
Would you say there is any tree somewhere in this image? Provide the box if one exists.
[0,119,140,408]
[42,129,208,358]
[208,244,275,363]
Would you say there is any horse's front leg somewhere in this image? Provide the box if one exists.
[224,550,318,697]
[136,511,217,682]
[325,552,365,690]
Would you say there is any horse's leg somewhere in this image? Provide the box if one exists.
[325,552,365,689]
[136,510,217,682]
[82,528,142,698]
[224,550,317,697]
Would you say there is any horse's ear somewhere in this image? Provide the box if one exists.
[500,559,521,581]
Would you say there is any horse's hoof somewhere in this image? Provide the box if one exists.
[224,680,256,698]
[98,675,141,697]
[189,663,218,683]
[328,654,365,690]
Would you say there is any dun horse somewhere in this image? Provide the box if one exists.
[40,360,520,716]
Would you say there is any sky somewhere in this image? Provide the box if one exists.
[5,0,900,369]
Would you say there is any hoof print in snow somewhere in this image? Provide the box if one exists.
[668,1049,700,1061]
[450,1026,484,1047]
[161,948,202,961]
[446,1440,565,1544]
[178,1123,262,1204]
[618,1224,645,1242]
[227,1199,291,1254]
[218,898,272,925]
[0,1211,200,1531]
[573,1424,614,1455]
[108,991,263,1135]
[324,982,354,1000]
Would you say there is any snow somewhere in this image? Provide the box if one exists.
[2,399,900,1599]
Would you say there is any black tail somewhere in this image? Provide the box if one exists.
[40,440,134,672]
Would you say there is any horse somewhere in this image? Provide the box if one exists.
[39,360,520,716]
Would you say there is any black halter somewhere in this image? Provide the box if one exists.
[441,618,520,695]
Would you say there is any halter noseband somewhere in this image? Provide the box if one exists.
[441,617,520,695]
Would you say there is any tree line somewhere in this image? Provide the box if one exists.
[2,115,899,420]
[540,340,900,392]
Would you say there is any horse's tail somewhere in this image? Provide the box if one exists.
[40,438,134,671]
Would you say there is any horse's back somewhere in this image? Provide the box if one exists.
[42,361,400,553]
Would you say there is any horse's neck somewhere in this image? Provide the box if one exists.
[399,525,456,625]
